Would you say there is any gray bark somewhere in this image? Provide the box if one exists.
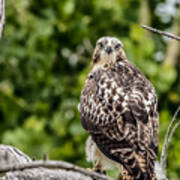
[0,145,111,180]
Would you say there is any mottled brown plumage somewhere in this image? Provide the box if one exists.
[79,37,159,180]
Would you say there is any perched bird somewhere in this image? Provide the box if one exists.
[79,37,159,180]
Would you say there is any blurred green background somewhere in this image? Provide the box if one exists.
[0,0,180,179]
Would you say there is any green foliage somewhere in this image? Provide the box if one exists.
[0,0,179,179]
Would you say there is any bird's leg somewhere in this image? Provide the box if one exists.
[117,173,123,180]
[117,166,133,180]
[152,174,157,180]
[93,160,106,175]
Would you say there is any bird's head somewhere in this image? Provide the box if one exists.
[92,37,126,66]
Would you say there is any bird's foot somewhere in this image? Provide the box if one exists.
[93,161,106,175]
[117,173,123,180]
[93,167,106,175]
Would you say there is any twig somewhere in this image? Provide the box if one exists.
[168,120,180,147]
[141,25,180,41]
[160,106,180,169]
[0,160,112,180]
[0,0,5,38]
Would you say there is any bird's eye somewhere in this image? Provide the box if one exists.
[98,42,103,48]
[114,44,121,49]
[88,74,93,79]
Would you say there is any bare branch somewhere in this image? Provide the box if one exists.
[0,0,5,38]
[168,120,180,142]
[160,106,180,169]
[0,145,112,180]
[1,169,93,180]
[141,25,180,41]
[0,160,112,180]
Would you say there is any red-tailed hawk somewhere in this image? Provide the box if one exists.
[79,37,159,180]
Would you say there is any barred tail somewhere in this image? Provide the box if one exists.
[121,150,157,180]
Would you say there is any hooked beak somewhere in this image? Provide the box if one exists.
[105,46,112,54]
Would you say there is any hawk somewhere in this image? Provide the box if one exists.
[79,37,159,180]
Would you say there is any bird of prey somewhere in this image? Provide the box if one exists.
[79,37,159,180]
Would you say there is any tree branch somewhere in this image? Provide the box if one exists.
[0,160,112,180]
[0,145,112,180]
[160,106,180,170]
[141,25,180,41]
[0,0,5,38]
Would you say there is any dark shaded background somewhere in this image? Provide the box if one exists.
[0,0,180,179]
